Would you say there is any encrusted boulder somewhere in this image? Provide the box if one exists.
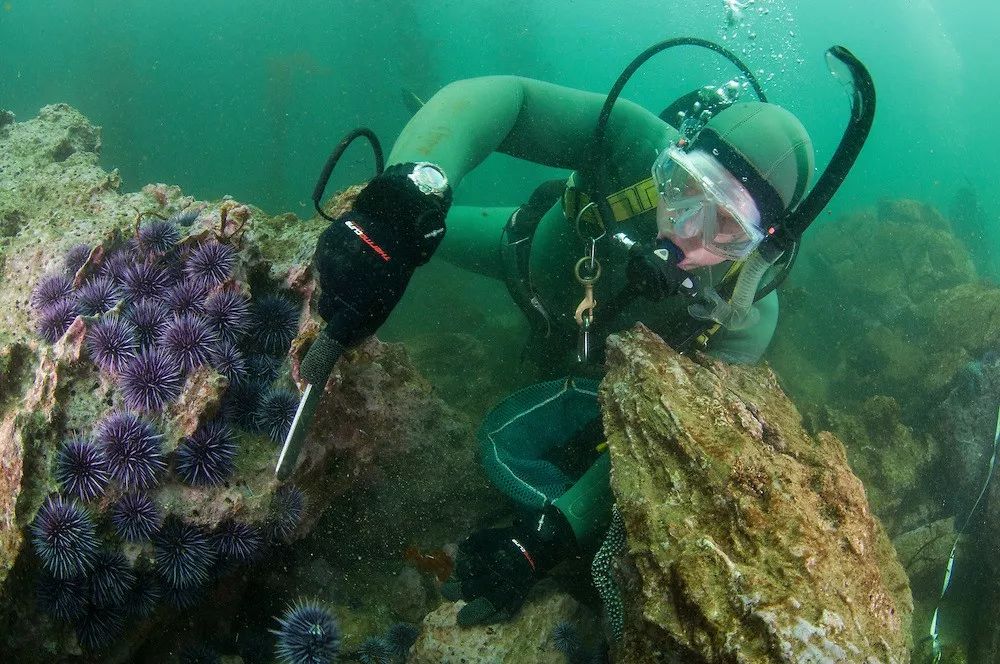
[601,326,912,663]
[408,586,601,664]
[800,396,938,536]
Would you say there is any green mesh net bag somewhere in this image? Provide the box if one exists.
[477,377,601,509]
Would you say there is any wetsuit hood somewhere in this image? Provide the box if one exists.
[690,102,815,225]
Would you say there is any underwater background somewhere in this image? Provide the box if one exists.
[1,0,999,662]
[0,0,990,228]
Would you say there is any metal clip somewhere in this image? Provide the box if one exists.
[574,202,605,245]
[577,311,592,363]
[574,256,600,326]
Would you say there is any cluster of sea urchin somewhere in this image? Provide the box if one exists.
[31,216,305,445]
[28,211,311,651]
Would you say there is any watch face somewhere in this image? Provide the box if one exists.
[409,163,448,197]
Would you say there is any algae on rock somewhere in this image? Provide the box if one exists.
[409,586,601,664]
[601,325,912,663]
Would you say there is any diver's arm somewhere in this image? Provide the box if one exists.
[388,76,671,187]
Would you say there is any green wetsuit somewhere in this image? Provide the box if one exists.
[388,76,778,547]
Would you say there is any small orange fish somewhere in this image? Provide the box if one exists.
[403,545,454,582]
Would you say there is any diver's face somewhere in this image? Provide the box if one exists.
[656,195,746,270]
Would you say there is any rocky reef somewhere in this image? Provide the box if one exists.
[600,326,912,663]
[766,198,1000,660]
[0,104,498,661]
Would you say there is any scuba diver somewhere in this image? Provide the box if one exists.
[285,39,875,629]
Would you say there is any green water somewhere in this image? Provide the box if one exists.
[2,1,993,222]
[2,0,998,661]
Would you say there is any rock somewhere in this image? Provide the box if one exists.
[934,354,1000,515]
[408,587,600,664]
[805,396,938,535]
[601,325,912,663]
[768,200,980,422]
[933,351,1000,661]
[892,518,956,599]
[389,566,430,624]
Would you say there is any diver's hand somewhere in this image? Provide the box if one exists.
[442,506,578,626]
[313,162,451,348]
[626,241,700,302]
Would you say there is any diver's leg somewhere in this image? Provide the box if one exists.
[552,453,613,551]
[436,204,517,281]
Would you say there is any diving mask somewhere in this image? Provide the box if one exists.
[652,146,763,260]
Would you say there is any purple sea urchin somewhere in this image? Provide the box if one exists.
[30,273,74,311]
[55,438,110,501]
[31,495,99,579]
[86,315,138,374]
[137,220,180,255]
[168,209,200,227]
[210,340,247,383]
[96,410,167,491]
[174,420,237,487]
[357,637,393,664]
[74,604,126,650]
[552,621,582,658]
[122,260,172,302]
[118,347,184,412]
[248,294,301,356]
[256,388,299,444]
[36,297,80,343]
[162,314,219,373]
[384,623,419,657]
[220,380,266,431]
[75,276,122,316]
[269,485,305,542]
[203,289,251,344]
[243,354,282,386]
[272,600,341,664]
[123,567,162,618]
[36,571,89,621]
[64,243,92,275]
[165,279,209,317]
[185,241,236,286]
[89,549,136,608]
[110,492,161,542]
[99,251,131,287]
[152,517,216,589]
[125,298,171,348]
[213,520,264,563]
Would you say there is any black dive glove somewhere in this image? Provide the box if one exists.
[625,239,700,302]
[313,162,451,349]
[442,505,579,626]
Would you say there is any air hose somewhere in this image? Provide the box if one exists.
[692,45,875,330]
[689,244,779,329]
